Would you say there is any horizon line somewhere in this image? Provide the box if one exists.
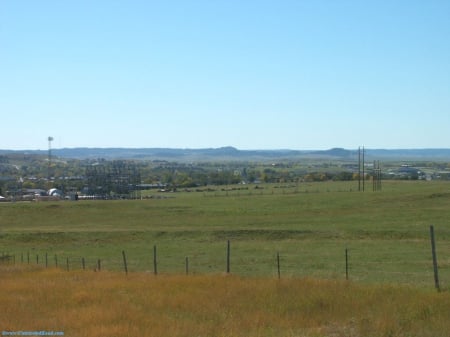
[2,146,450,152]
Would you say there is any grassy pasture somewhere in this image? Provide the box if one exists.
[1,181,450,287]
[2,266,450,337]
[2,180,450,336]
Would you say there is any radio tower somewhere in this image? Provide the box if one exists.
[48,136,54,181]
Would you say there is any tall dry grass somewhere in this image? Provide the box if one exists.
[1,265,450,337]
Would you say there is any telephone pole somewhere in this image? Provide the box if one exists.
[358,146,365,191]
[48,136,54,181]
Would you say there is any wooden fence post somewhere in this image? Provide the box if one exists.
[277,252,281,279]
[45,252,48,268]
[97,259,101,271]
[82,257,85,270]
[226,240,231,274]
[122,250,128,275]
[66,257,69,271]
[345,248,349,281]
[153,245,157,275]
[430,225,440,292]
[185,256,189,275]
[55,254,58,268]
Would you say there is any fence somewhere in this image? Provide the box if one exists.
[1,227,447,291]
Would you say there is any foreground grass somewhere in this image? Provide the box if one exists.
[1,265,450,337]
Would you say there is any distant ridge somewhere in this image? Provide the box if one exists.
[309,148,355,158]
[1,147,450,161]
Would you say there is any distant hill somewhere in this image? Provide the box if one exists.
[366,149,450,160]
[1,147,450,161]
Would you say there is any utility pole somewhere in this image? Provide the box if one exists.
[358,147,361,191]
[362,146,365,192]
[358,146,365,192]
[373,160,382,191]
[48,136,54,181]
[378,161,382,191]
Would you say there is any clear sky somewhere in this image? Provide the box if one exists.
[1,0,449,150]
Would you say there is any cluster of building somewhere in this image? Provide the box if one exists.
[0,188,77,202]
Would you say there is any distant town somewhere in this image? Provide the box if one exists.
[1,147,450,201]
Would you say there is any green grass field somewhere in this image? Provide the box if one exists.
[1,180,450,288]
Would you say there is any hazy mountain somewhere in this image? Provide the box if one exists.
[1,147,450,161]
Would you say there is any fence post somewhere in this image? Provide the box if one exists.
[21,252,23,264]
[55,254,58,268]
[345,248,349,281]
[185,256,189,275]
[27,251,30,264]
[430,225,440,292]
[82,257,85,270]
[66,257,70,271]
[122,250,128,275]
[97,259,101,271]
[153,245,157,275]
[226,240,231,274]
[45,252,48,268]
[277,252,281,279]
[36,254,39,265]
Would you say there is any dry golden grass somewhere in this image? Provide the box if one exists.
[1,265,450,337]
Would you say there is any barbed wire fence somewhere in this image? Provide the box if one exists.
[1,226,447,291]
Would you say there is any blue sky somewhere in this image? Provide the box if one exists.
[1,0,449,150]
